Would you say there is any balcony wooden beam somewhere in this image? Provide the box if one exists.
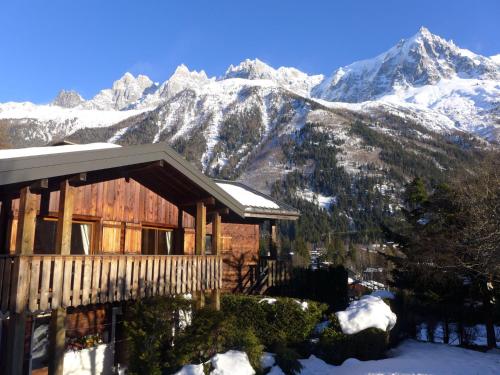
[15,186,38,255]
[195,201,206,255]
[55,179,75,255]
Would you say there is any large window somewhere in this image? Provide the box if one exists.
[34,218,93,255]
[141,227,173,255]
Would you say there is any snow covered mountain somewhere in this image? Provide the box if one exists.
[0,27,498,162]
[1,27,497,237]
[313,27,499,102]
[312,27,500,141]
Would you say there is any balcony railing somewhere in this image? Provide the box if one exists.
[0,254,222,314]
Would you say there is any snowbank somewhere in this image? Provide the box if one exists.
[336,295,396,334]
[211,350,255,375]
[297,340,500,375]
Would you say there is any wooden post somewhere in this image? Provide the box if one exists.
[48,307,66,375]
[15,186,38,255]
[269,220,277,259]
[194,292,205,309]
[194,202,207,305]
[5,312,28,375]
[55,180,75,255]
[195,201,206,255]
[5,256,31,375]
[175,209,185,255]
[211,212,221,256]
[0,198,12,254]
[210,213,221,310]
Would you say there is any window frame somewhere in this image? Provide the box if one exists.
[34,216,97,255]
[141,225,174,255]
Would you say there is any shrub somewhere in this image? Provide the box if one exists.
[173,307,264,372]
[123,296,192,375]
[318,318,389,365]
[221,295,326,347]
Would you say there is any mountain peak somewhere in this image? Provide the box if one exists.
[313,28,500,102]
[52,89,85,108]
[224,58,275,80]
[416,26,432,37]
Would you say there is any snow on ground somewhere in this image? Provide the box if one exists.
[297,340,500,375]
[0,142,120,160]
[417,323,500,347]
[336,295,397,335]
[295,188,335,210]
[371,289,395,300]
[177,341,500,375]
[260,352,276,369]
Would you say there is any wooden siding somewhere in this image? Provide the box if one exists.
[10,179,195,228]
[219,223,260,292]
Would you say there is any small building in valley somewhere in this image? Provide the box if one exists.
[0,142,299,375]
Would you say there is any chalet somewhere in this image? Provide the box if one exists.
[0,142,299,375]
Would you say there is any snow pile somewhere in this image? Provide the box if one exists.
[336,295,397,335]
[211,351,255,375]
[371,289,395,300]
[175,350,255,375]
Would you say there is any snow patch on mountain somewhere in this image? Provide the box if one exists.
[224,58,323,96]
[83,72,157,110]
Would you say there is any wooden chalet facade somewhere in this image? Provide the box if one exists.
[0,142,299,375]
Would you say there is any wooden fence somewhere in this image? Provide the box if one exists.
[241,258,291,294]
[0,254,222,314]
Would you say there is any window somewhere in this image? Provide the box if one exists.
[205,234,213,255]
[34,218,93,255]
[141,227,173,255]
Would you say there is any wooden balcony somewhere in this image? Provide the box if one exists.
[0,254,222,314]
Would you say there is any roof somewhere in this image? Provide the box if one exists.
[0,143,299,221]
[215,180,300,220]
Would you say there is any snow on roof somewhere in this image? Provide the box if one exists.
[216,182,280,209]
[335,295,397,335]
[0,143,121,160]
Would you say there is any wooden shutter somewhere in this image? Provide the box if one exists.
[124,223,141,254]
[101,221,122,253]
[222,236,232,252]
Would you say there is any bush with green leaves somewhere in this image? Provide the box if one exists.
[124,295,326,374]
[123,296,192,375]
[317,315,389,365]
[221,294,327,348]
[173,308,264,371]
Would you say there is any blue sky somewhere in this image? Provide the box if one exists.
[1,0,499,103]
